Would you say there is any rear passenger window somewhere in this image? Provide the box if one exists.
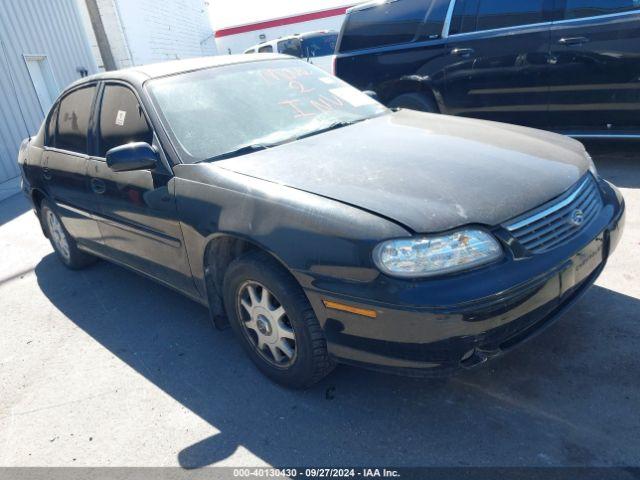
[45,103,59,147]
[98,85,152,157]
[450,0,546,34]
[565,0,640,19]
[258,45,274,53]
[55,86,96,154]
[338,0,449,52]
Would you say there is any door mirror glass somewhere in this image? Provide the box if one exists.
[106,142,158,172]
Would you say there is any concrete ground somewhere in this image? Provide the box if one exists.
[0,142,638,468]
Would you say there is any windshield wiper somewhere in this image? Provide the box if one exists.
[200,118,371,162]
[200,143,273,163]
[295,119,365,141]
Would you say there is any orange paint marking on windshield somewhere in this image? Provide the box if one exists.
[278,99,316,118]
[261,67,313,83]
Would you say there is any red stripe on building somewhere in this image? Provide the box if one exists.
[215,6,353,38]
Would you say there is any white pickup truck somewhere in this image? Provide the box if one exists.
[244,31,337,73]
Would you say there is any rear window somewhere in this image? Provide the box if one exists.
[450,0,546,34]
[564,0,640,19]
[338,0,450,52]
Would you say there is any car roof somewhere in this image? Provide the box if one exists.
[297,30,337,39]
[65,53,290,91]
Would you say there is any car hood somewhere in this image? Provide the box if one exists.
[214,110,590,233]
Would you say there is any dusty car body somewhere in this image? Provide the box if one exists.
[18,55,625,387]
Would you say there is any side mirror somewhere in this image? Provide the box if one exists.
[362,90,378,100]
[106,142,158,172]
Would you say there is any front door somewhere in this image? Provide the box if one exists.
[442,0,553,129]
[87,83,197,296]
[547,0,640,134]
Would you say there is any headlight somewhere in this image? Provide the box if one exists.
[373,229,503,278]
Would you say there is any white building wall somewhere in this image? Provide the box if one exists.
[98,0,135,67]
[75,0,105,70]
[77,0,216,70]
[0,0,97,184]
[215,15,346,55]
[114,0,216,66]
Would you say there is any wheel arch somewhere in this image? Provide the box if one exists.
[381,77,443,112]
[31,188,47,212]
[31,188,49,236]
[202,232,299,327]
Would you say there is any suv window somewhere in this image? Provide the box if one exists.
[258,45,274,53]
[450,0,546,35]
[98,84,152,157]
[300,34,337,57]
[564,0,640,19]
[338,0,449,52]
[55,86,96,154]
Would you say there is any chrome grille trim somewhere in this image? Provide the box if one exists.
[504,174,603,254]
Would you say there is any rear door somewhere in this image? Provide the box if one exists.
[548,0,640,134]
[87,82,197,295]
[443,0,554,128]
[42,85,102,246]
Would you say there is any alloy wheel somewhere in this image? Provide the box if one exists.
[46,210,71,261]
[237,281,297,367]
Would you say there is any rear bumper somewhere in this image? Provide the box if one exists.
[304,180,626,377]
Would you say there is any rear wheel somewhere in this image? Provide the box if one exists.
[389,92,438,113]
[223,251,335,388]
[40,199,97,270]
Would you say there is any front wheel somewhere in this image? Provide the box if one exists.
[223,251,335,388]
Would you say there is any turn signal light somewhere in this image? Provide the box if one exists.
[323,300,377,318]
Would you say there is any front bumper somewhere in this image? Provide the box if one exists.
[304,179,626,377]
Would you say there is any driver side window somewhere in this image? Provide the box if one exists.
[98,84,153,158]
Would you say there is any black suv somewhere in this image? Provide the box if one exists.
[334,0,640,137]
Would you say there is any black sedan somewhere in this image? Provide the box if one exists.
[18,55,625,388]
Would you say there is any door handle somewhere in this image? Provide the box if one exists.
[90,178,106,195]
[558,36,589,46]
[451,47,475,57]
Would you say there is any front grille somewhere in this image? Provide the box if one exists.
[504,174,602,254]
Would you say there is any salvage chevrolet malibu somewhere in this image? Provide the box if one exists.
[18,55,625,388]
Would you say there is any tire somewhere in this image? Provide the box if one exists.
[223,251,335,388]
[389,92,438,113]
[40,199,97,270]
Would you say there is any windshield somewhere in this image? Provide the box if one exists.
[147,59,387,163]
[301,33,338,57]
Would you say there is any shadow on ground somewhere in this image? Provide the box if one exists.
[34,250,640,467]
[0,193,30,227]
